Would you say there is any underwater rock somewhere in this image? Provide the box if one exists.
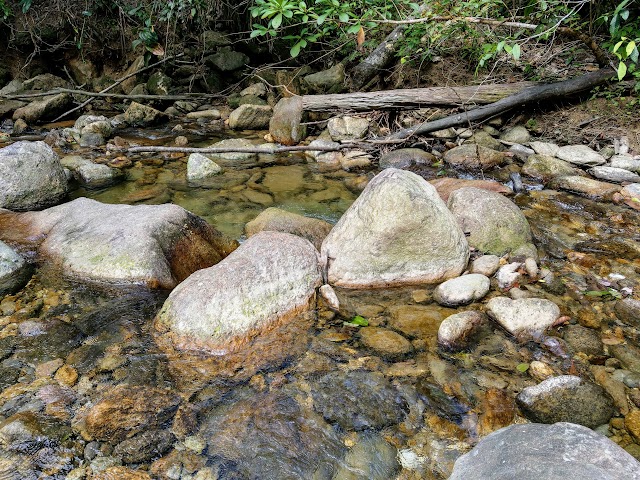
[433,273,490,306]
[0,241,31,295]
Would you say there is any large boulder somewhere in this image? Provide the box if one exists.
[154,231,322,354]
[447,187,535,258]
[13,93,72,123]
[449,423,640,480]
[321,168,469,288]
[269,97,306,145]
[245,207,332,251]
[0,240,31,295]
[228,104,273,130]
[0,141,69,210]
[0,198,237,288]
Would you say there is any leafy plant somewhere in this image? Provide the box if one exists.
[343,315,369,327]
[583,288,623,300]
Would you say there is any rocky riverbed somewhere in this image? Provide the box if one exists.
[1,79,640,478]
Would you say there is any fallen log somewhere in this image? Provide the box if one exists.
[301,82,537,111]
[350,26,406,91]
[385,68,616,141]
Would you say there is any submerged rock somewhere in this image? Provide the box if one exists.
[447,187,535,258]
[155,231,321,354]
[245,207,332,251]
[516,375,615,428]
[486,296,560,339]
[186,152,222,183]
[449,422,640,480]
[321,168,469,288]
[0,241,31,295]
[438,310,487,351]
[0,197,236,288]
[0,141,69,210]
[60,155,122,188]
[333,433,399,480]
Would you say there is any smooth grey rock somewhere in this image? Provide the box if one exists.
[508,143,534,161]
[470,255,500,276]
[0,241,31,295]
[556,145,606,166]
[155,231,321,353]
[13,93,72,123]
[240,82,267,97]
[438,311,486,351]
[486,296,560,338]
[60,155,122,188]
[187,153,222,183]
[333,433,399,480]
[496,262,523,290]
[228,104,273,130]
[122,101,167,126]
[207,138,258,168]
[433,274,490,306]
[615,298,640,328]
[319,284,339,310]
[0,197,235,288]
[516,375,615,428]
[588,166,640,183]
[610,154,640,173]
[550,175,621,200]
[306,139,342,168]
[186,109,221,120]
[328,116,369,141]
[321,168,469,288]
[245,207,332,251]
[449,422,640,480]
[500,125,530,144]
[379,148,435,169]
[447,187,534,258]
[269,96,306,145]
[0,141,68,210]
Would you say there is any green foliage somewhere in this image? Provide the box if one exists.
[600,0,640,88]
[583,288,622,300]
[249,0,419,58]
[343,315,369,327]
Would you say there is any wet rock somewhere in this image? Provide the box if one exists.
[310,370,407,430]
[93,466,152,480]
[470,254,500,276]
[619,183,640,210]
[0,141,69,210]
[516,375,615,428]
[147,71,172,96]
[609,344,640,374]
[340,150,372,170]
[486,296,560,339]
[500,125,530,144]
[429,177,512,202]
[328,116,369,141]
[438,311,486,351]
[589,166,640,183]
[207,138,258,168]
[388,304,451,339]
[495,262,523,290]
[615,298,640,328]
[563,325,603,356]
[13,93,72,123]
[0,241,31,295]
[306,139,342,168]
[113,429,175,464]
[186,153,222,183]
[610,154,640,173]
[0,197,236,289]
[508,143,534,161]
[155,231,321,354]
[303,63,345,93]
[359,327,413,358]
[626,410,640,444]
[14,321,84,363]
[228,104,273,130]
[333,433,399,480]
[206,48,249,71]
[60,155,122,188]
[433,274,490,306]
[122,102,167,127]
[379,148,435,169]
[269,97,306,145]
[443,143,505,169]
[203,390,345,479]
[550,175,621,200]
[186,109,221,120]
[556,145,606,166]
[447,187,535,258]
[449,422,640,480]
[321,169,469,288]
[592,365,628,415]
[529,141,560,157]
[81,385,181,442]
[245,207,332,251]
[522,154,584,182]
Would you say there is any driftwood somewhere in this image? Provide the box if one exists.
[301,82,536,111]
[386,68,616,141]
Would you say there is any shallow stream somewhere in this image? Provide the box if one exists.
[1,123,639,479]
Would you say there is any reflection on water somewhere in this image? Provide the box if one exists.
[1,126,640,479]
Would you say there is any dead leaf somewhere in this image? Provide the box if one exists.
[150,44,165,56]
[356,26,365,52]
